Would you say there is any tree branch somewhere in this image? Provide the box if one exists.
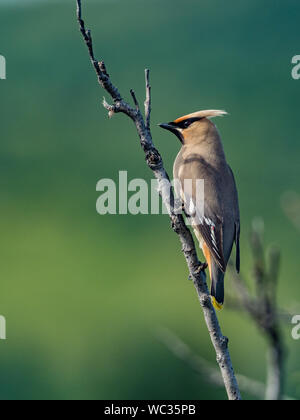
[157,328,294,400]
[227,222,285,400]
[144,69,152,132]
[76,0,241,401]
[130,89,140,111]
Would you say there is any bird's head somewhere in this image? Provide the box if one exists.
[159,110,227,145]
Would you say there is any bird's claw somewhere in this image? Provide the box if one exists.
[189,263,208,281]
[196,263,208,273]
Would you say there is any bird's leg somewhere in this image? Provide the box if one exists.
[173,198,191,218]
[197,262,208,272]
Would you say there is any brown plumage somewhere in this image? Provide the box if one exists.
[159,110,240,309]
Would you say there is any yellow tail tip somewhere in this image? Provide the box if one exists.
[211,296,223,311]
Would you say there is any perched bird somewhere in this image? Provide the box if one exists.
[159,110,240,310]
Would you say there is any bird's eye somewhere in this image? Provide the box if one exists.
[184,120,191,128]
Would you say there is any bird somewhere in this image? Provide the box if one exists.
[159,110,240,310]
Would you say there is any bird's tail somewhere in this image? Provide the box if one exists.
[210,262,225,311]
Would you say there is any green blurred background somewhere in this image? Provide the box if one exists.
[0,0,299,400]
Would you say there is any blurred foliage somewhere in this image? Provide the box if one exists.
[0,0,299,400]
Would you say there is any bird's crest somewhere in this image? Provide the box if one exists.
[174,110,228,124]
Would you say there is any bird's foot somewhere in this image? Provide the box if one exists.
[196,262,208,273]
[189,263,208,280]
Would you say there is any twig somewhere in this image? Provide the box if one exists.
[227,222,285,400]
[144,69,151,131]
[76,0,241,400]
[76,0,122,103]
[226,282,296,325]
[157,328,294,400]
[130,89,140,111]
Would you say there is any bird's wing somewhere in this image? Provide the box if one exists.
[194,211,226,273]
[228,165,241,274]
[235,220,240,273]
[177,172,226,273]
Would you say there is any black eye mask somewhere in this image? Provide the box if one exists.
[169,117,203,130]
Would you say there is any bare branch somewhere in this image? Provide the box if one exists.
[267,245,281,306]
[227,222,286,400]
[250,218,266,299]
[130,89,140,111]
[265,329,285,401]
[157,327,266,399]
[76,0,241,401]
[157,328,294,400]
[99,61,109,77]
[76,0,123,103]
[145,69,151,131]
[227,263,259,318]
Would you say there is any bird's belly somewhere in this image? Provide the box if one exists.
[192,224,204,250]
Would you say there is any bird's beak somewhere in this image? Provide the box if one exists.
[159,123,179,136]
[159,123,183,143]
[159,123,175,132]
[159,123,171,129]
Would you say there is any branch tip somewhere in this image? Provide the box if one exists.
[144,69,152,131]
[130,89,140,110]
